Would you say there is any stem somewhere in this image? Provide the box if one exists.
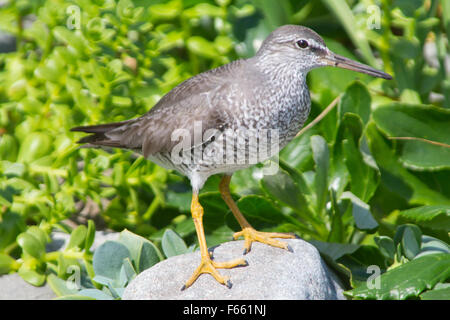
[142,196,161,221]
[295,95,341,138]
[29,165,68,177]
[388,136,450,148]
[45,250,86,262]
[4,242,18,255]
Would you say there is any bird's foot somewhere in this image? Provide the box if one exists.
[181,255,247,290]
[233,227,297,255]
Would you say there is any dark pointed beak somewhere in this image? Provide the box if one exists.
[322,51,392,80]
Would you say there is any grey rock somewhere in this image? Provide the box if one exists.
[0,273,55,300]
[123,238,346,300]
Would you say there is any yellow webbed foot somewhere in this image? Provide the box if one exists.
[233,227,297,254]
[181,255,248,290]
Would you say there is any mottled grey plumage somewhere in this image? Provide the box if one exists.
[72,25,391,191]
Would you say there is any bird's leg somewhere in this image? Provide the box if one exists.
[182,192,247,290]
[219,175,296,255]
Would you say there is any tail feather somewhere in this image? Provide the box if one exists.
[71,120,130,133]
[71,120,132,148]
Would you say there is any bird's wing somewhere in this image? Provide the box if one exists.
[104,59,248,158]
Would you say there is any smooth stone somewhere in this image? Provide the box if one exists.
[123,238,346,300]
[0,273,55,300]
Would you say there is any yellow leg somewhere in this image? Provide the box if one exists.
[219,175,297,254]
[181,192,248,290]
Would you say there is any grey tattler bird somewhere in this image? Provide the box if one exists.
[72,25,392,290]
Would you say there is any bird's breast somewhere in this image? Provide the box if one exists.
[234,77,311,148]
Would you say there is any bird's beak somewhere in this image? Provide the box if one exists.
[322,51,392,80]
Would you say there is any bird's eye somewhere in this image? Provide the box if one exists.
[296,39,309,49]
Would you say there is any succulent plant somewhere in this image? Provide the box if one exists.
[48,228,194,300]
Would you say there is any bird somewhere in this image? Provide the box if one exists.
[71,25,392,290]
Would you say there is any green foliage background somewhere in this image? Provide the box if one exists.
[0,0,449,299]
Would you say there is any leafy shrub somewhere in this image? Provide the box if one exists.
[0,0,448,299]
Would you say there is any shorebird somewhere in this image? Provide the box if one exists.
[72,25,391,290]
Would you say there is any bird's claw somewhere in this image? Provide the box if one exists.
[233,227,297,254]
[181,256,247,290]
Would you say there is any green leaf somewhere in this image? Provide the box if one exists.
[372,104,450,170]
[183,3,225,19]
[1,161,26,178]
[311,135,329,214]
[339,82,371,125]
[0,253,18,274]
[336,113,379,202]
[0,211,24,251]
[402,227,421,260]
[47,274,78,297]
[389,37,421,60]
[374,236,395,261]
[327,189,344,242]
[420,285,450,300]
[17,232,45,260]
[26,226,48,247]
[227,195,292,232]
[84,220,96,251]
[148,0,182,20]
[278,158,311,197]
[280,131,313,173]
[260,169,312,218]
[18,266,46,286]
[394,224,421,248]
[343,137,379,202]
[341,191,378,231]
[119,257,137,285]
[0,134,18,161]
[346,253,450,300]
[54,295,96,300]
[308,239,360,261]
[366,123,450,205]
[337,245,387,288]
[111,96,132,108]
[82,76,109,97]
[53,26,86,56]
[118,229,162,273]
[415,236,450,259]
[17,132,53,163]
[392,0,423,17]
[78,289,114,300]
[34,64,60,83]
[92,275,112,286]
[399,205,450,231]
[443,0,450,36]
[137,241,161,273]
[250,0,292,30]
[161,229,188,258]
[67,225,87,250]
[93,241,131,281]
[186,36,219,60]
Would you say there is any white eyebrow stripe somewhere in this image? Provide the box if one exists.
[308,39,326,51]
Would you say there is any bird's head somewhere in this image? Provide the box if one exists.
[256,25,392,80]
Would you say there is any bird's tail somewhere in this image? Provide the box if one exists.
[71,120,133,148]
